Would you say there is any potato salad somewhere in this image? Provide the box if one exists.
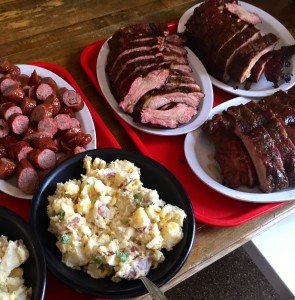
[47,155,186,282]
[0,235,32,300]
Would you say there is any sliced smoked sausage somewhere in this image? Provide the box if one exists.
[0,157,17,179]
[28,148,57,170]
[17,158,39,194]
[61,90,84,112]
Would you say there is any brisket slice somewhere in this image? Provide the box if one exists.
[264,44,295,87]
[117,67,170,114]
[226,104,289,192]
[109,49,164,83]
[133,102,197,128]
[202,113,258,188]
[229,33,279,83]
[107,37,165,75]
[211,27,261,82]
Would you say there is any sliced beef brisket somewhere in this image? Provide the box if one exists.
[106,23,204,127]
[133,103,197,128]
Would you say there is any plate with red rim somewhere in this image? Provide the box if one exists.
[184,96,295,203]
[178,1,295,98]
[96,39,213,136]
[0,64,96,200]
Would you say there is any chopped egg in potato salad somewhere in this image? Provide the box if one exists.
[0,235,32,299]
[47,155,186,282]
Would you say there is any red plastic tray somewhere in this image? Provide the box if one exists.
[80,22,288,227]
[0,62,118,300]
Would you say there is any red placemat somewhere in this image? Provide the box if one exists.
[0,62,118,300]
[80,22,289,227]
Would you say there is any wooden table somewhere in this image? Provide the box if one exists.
[1,1,295,299]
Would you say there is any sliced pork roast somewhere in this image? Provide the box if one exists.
[184,0,294,88]
[202,89,295,193]
[106,23,204,128]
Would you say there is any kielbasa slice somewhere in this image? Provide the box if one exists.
[31,137,59,152]
[0,77,18,94]
[0,102,22,121]
[28,70,40,86]
[28,148,57,170]
[41,77,58,94]
[54,113,72,131]
[8,113,30,135]
[0,143,6,158]
[35,83,54,101]
[62,90,84,112]
[58,106,75,118]
[0,157,17,179]
[45,94,61,116]
[37,117,58,136]
[30,103,53,124]
[0,119,10,138]
[23,130,53,142]
[7,140,33,162]
[0,57,11,72]
[2,85,25,104]
[17,158,39,194]
[20,97,37,116]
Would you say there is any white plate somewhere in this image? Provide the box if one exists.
[184,97,295,203]
[178,1,295,97]
[96,40,213,136]
[0,65,96,200]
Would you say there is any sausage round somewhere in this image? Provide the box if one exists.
[44,94,61,116]
[2,85,25,104]
[62,90,84,111]
[31,137,59,152]
[7,140,33,162]
[20,97,37,116]
[28,148,57,170]
[0,143,6,158]
[8,113,30,135]
[0,119,9,138]
[35,83,54,101]
[54,113,72,131]
[30,103,53,124]
[17,158,39,194]
[37,117,58,136]
[0,157,17,179]
[0,102,22,121]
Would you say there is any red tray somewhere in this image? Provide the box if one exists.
[80,22,288,227]
[0,62,118,300]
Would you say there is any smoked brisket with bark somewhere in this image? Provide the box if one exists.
[106,23,204,128]
[202,90,295,192]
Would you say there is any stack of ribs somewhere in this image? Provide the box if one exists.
[184,0,295,88]
[202,90,295,193]
[105,23,205,129]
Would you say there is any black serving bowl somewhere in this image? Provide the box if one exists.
[30,148,195,299]
[0,205,46,300]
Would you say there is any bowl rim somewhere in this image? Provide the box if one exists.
[0,205,47,300]
[30,148,196,298]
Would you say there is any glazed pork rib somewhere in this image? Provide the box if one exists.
[202,90,295,193]
[183,0,292,87]
[202,113,258,189]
